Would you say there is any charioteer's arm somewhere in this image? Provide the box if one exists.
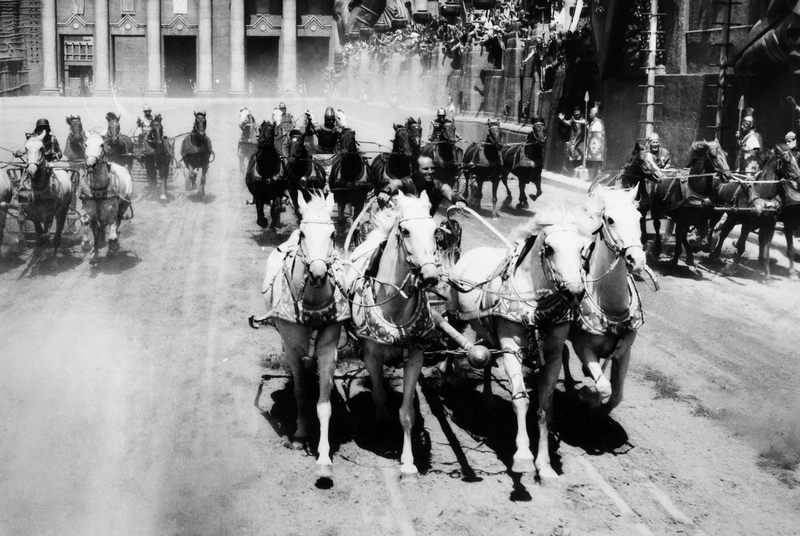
[439,182,466,210]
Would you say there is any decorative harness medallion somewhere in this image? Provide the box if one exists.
[575,274,644,337]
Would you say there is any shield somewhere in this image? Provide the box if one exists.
[587,129,605,162]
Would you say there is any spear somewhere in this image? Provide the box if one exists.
[582,90,590,169]
[737,95,745,139]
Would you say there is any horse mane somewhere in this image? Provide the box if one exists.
[365,206,401,243]
[106,112,119,122]
[300,193,332,220]
[152,114,162,123]
[686,139,722,165]
[405,117,419,126]
[364,194,431,243]
[66,115,81,124]
[510,204,576,241]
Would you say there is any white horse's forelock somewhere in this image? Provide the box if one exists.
[511,204,576,241]
[301,193,332,219]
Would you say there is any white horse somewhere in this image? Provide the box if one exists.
[448,206,586,478]
[564,186,651,414]
[80,134,133,264]
[259,193,349,479]
[346,191,439,480]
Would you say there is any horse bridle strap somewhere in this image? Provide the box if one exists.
[396,216,438,275]
[536,227,582,294]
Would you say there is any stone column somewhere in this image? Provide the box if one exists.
[229,0,246,95]
[40,0,59,95]
[93,0,112,95]
[145,0,162,97]
[280,0,297,94]
[197,0,214,96]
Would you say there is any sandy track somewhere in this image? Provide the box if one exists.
[0,97,798,536]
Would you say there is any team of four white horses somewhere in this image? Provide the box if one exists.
[252,181,655,483]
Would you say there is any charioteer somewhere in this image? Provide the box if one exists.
[377,155,466,216]
[16,119,62,161]
[428,107,461,142]
[646,132,671,169]
[308,107,344,154]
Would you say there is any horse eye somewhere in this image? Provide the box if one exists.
[607,217,615,226]
[544,244,554,257]
[402,228,410,237]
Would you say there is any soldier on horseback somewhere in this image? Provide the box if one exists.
[309,107,343,154]
[646,132,671,169]
[17,119,62,161]
[736,108,763,172]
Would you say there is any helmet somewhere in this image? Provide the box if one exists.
[648,133,660,142]
[279,102,287,111]
[143,105,151,113]
[324,107,336,121]
[786,131,796,141]
[437,107,446,118]
[34,118,50,132]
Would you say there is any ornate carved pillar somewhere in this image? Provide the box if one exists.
[93,0,112,95]
[197,0,214,96]
[145,0,163,97]
[40,0,59,95]
[229,0,246,95]
[281,0,297,93]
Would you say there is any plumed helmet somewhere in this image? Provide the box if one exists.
[786,131,796,141]
[324,107,336,121]
[143,104,151,112]
[35,118,50,131]
[437,107,446,117]
[279,102,287,111]
[648,132,660,141]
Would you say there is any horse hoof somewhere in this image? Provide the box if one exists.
[528,193,539,202]
[400,465,419,482]
[257,218,269,229]
[536,464,559,480]
[511,455,536,474]
[81,240,92,253]
[160,194,167,201]
[316,463,333,479]
[290,440,305,451]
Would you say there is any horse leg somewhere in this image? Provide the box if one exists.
[709,215,736,262]
[198,166,207,198]
[363,342,390,424]
[33,221,46,248]
[603,334,635,416]
[399,350,424,481]
[270,198,281,229]
[315,325,340,479]
[490,176,500,219]
[107,207,121,257]
[535,323,570,480]
[278,324,311,450]
[256,199,268,228]
[497,324,535,474]
[52,205,69,258]
[760,224,775,283]
[501,171,512,207]
[682,224,695,268]
[482,363,499,412]
[337,199,347,227]
[669,221,688,269]
[787,223,798,280]
[561,344,577,392]
[80,208,92,252]
[570,334,613,408]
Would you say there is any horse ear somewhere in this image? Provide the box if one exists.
[77,115,81,121]
[626,186,638,203]
[420,190,430,205]
[393,123,399,131]
[66,116,71,124]
[297,193,308,214]
[325,193,335,212]
[417,117,421,125]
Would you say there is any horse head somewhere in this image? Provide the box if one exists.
[688,140,733,183]
[105,112,121,142]
[296,193,336,288]
[753,144,800,202]
[66,115,85,148]
[21,131,49,192]
[486,121,503,149]
[258,120,275,147]
[530,120,547,146]
[580,187,647,275]
[772,143,800,182]
[521,207,586,306]
[192,111,207,139]
[147,115,165,150]
[339,128,358,156]
[632,146,663,184]
[440,122,458,145]
[286,129,307,167]
[405,117,423,151]
[394,191,439,287]
[392,124,413,159]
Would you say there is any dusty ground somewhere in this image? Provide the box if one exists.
[1,97,799,536]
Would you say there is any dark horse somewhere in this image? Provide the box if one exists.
[405,117,423,156]
[463,120,507,219]
[103,112,135,172]
[328,128,374,225]
[245,120,285,229]
[779,167,800,280]
[64,115,86,162]
[709,145,800,281]
[284,129,327,217]
[421,122,463,187]
[501,119,547,209]
[143,114,172,201]
[16,132,73,257]
[370,123,415,189]
[590,142,663,251]
[238,107,258,173]
[180,111,214,198]
[648,140,733,269]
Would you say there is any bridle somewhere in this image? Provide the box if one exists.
[296,219,336,272]
[535,225,583,296]
[582,206,644,282]
[395,215,438,279]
